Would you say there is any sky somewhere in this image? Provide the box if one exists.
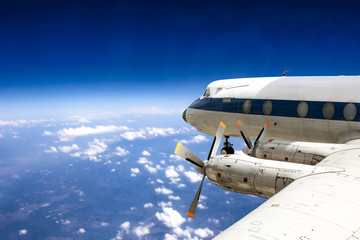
[1,1,360,239]
[1,0,360,118]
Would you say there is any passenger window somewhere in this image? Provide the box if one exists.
[297,102,308,118]
[262,100,272,115]
[344,103,357,121]
[322,102,335,119]
[242,100,251,114]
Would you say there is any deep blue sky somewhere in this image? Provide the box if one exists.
[1,0,360,118]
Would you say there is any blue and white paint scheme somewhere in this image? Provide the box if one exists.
[184,76,360,143]
[175,76,360,240]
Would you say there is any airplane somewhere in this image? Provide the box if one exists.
[174,75,360,239]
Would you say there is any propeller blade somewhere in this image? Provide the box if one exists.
[208,121,226,159]
[187,175,206,218]
[254,122,269,145]
[174,142,204,168]
[237,120,253,149]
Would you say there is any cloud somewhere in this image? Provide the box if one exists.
[121,127,190,141]
[133,223,154,238]
[142,150,151,156]
[121,221,131,233]
[158,201,172,208]
[144,164,157,174]
[155,186,173,195]
[184,171,202,183]
[82,139,108,162]
[0,119,50,127]
[43,131,55,136]
[78,228,86,234]
[44,146,57,153]
[165,166,181,184]
[19,229,27,235]
[179,135,209,144]
[58,144,79,153]
[144,203,154,208]
[123,107,183,115]
[55,125,129,141]
[155,207,186,229]
[168,195,181,200]
[67,115,90,124]
[131,168,140,177]
[137,157,151,165]
[114,146,130,157]
[165,166,179,178]
[101,222,110,227]
[193,228,214,238]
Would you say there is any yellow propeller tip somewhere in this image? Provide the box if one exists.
[220,121,226,129]
[187,212,194,218]
[174,142,181,154]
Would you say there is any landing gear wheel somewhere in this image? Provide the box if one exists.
[221,136,234,155]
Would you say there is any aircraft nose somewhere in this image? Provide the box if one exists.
[182,109,187,123]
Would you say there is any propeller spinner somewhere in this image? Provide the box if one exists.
[237,120,269,156]
[174,121,226,218]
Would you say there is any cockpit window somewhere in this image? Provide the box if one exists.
[203,88,210,97]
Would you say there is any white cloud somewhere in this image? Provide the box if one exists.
[184,171,202,183]
[101,222,110,227]
[193,228,214,238]
[121,127,190,141]
[78,228,86,234]
[155,186,173,195]
[144,203,154,208]
[43,131,55,136]
[208,218,220,225]
[123,107,183,115]
[121,221,131,233]
[114,146,129,157]
[58,144,79,153]
[137,157,151,165]
[169,154,183,161]
[197,203,207,209]
[165,166,179,178]
[142,150,151,156]
[44,146,57,153]
[0,119,49,127]
[82,139,108,162]
[131,168,140,177]
[144,164,157,174]
[133,223,154,238]
[155,207,186,229]
[168,195,181,200]
[158,201,172,208]
[156,179,164,184]
[68,115,90,124]
[164,233,178,240]
[0,133,3,138]
[56,125,129,141]
[19,229,27,235]
[179,135,209,144]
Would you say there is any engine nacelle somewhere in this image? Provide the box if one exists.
[248,139,359,165]
[205,152,343,198]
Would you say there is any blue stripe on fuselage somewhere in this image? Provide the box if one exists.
[188,98,357,121]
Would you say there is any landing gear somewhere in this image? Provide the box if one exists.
[221,136,234,154]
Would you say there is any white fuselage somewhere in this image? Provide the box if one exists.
[184,76,360,143]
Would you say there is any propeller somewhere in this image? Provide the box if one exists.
[237,120,269,156]
[174,121,226,218]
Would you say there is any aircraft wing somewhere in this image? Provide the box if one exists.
[214,149,360,240]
